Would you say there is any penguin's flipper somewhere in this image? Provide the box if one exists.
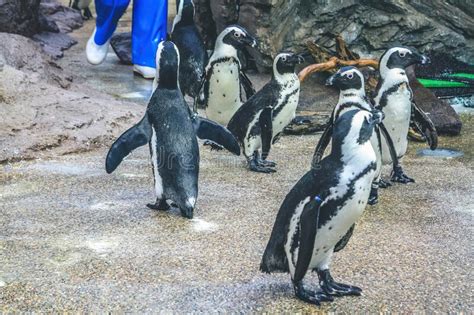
[294,196,322,282]
[193,116,241,155]
[105,113,152,174]
[334,224,355,252]
[411,102,438,150]
[240,71,256,100]
[259,107,273,160]
[312,119,333,168]
[378,122,400,171]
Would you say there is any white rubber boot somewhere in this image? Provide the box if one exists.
[133,65,156,79]
[86,28,109,65]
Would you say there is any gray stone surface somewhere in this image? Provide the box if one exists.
[195,0,474,71]
[0,0,42,36]
[110,32,133,65]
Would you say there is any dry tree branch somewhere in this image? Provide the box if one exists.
[298,57,379,82]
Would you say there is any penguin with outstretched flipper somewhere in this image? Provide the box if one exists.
[106,41,240,219]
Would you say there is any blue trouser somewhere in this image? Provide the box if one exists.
[94,0,168,68]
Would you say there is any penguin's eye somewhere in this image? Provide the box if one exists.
[234,32,241,38]
[399,51,407,58]
[346,73,354,79]
[282,56,287,62]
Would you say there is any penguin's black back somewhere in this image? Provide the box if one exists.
[227,80,279,140]
[147,87,199,203]
[172,25,208,97]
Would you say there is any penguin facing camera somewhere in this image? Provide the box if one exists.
[261,108,384,305]
[197,25,258,126]
[228,52,304,173]
[105,42,240,219]
[312,66,400,205]
[373,46,437,184]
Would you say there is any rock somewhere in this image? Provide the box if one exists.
[0,0,41,37]
[0,34,138,163]
[33,32,77,59]
[408,66,462,136]
[110,32,133,65]
[194,0,474,71]
[40,1,83,33]
[0,33,73,88]
[284,112,330,135]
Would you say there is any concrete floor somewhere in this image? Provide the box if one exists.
[1,3,474,313]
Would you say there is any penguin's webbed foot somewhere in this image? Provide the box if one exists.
[318,269,362,297]
[147,198,170,211]
[391,165,415,184]
[180,207,194,219]
[293,280,334,305]
[257,158,276,168]
[368,187,378,206]
[249,159,276,173]
[378,179,392,189]
[203,140,224,151]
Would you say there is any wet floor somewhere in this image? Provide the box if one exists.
[1,127,473,312]
[1,3,474,312]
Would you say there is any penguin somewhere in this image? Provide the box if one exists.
[260,108,384,305]
[105,41,240,219]
[197,25,257,125]
[69,0,93,20]
[312,66,400,205]
[227,52,304,173]
[373,46,437,183]
[171,0,208,99]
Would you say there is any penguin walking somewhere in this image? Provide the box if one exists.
[312,66,400,205]
[227,52,304,173]
[171,0,208,99]
[197,25,257,125]
[69,0,93,20]
[373,47,437,183]
[105,41,240,219]
[260,109,384,305]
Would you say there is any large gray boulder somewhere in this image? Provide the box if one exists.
[195,0,474,71]
[0,0,42,36]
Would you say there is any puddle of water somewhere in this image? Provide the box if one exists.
[190,218,218,232]
[119,91,151,99]
[448,96,474,114]
[417,148,464,158]
[49,252,83,267]
[85,238,119,255]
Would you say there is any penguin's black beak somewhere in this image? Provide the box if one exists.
[287,54,305,65]
[247,36,258,48]
[420,54,430,65]
[326,73,338,86]
[370,110,384,125]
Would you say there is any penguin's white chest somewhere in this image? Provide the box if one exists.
[308,169,374,269]
[206,60,241,125]
[380,83,412,163]
[284,167,375,276]
[272,87,300,138]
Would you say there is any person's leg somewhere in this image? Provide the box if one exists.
[131,0,168,78]
[86,0,131,65]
